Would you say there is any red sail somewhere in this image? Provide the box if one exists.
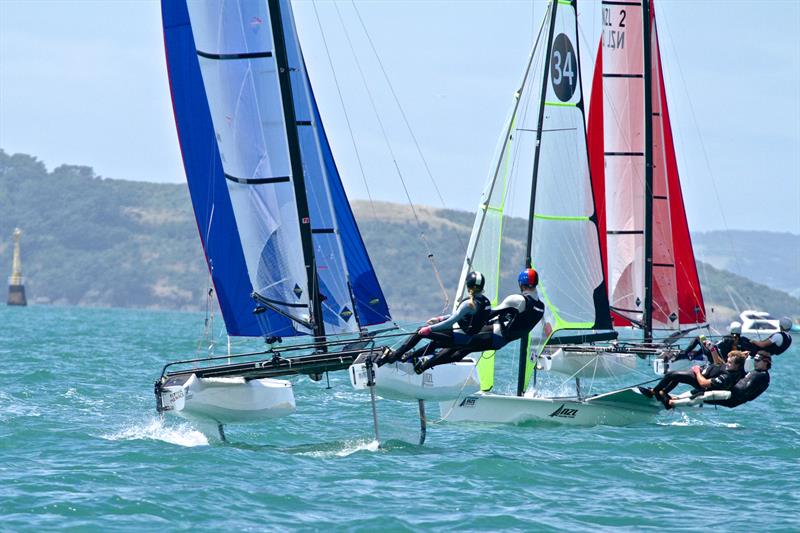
[651,3,706,325]
[591,0,706,330]
[587,42,632,327]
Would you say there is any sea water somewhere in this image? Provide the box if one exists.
[1,305,797,531]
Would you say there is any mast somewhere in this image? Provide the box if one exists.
[458,15,547,299]
[642,0,654,342]
[517,0,559,397]
[268,0,326,344]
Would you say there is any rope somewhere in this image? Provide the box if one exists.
[332,1,450,312]
[310,1,378,220]
[429,355,483,425]
[657,9,736,255]
[348,1,467,254]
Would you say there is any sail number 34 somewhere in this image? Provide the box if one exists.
[550,33,577,102]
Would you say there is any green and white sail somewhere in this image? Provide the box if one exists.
[457,0,612,394]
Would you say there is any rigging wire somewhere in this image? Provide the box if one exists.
[331,0,451,311]
[348,1,461,227]
[657,7,737,256]
[310,0,378,219]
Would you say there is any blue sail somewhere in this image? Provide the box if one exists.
[162,0,298,338]
[276,0,391,328]
[162,0,390,337]
[309,90,391,326]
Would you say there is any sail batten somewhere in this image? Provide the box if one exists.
[162,0,390,338]
[591,0,706,334]
[458,0,612,395]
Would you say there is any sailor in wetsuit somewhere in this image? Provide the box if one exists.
[411,268,545,374]
[641,351,748,409]
[673,322,755,364]
[748,316,793,357]
[706,353,771,408]
[377,271,491,367]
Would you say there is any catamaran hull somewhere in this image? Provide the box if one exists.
[158,373,296,424]
[440,388,660,427]
[350,359,480,401]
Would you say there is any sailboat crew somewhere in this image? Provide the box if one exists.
[412,268,545,374]
[672,322,755,364]
[748,317,793,357]
[641,351,748,409]
[377,271,492,367]
[705,353,772,408]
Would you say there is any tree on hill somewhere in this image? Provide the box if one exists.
[1,149,797,326]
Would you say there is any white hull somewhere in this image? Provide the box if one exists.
[159,373,296,424]
[440,387,660,427]
[540,348,637,378]
[350,358,480,401]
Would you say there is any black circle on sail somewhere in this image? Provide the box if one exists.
[550,33,577,102]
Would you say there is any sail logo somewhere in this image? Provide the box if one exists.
[459,397,478,408]
[549,404,578,418]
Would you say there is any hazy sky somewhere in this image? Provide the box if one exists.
[1,0,798,235]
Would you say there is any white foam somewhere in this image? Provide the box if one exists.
[298,439,380,458]
[0,391,41,421]
[102,417,209,447]
[657,412,740,429]
[658,412,702,427]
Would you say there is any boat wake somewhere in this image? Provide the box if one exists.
[294,439,380,458]
[102,417,209,447]
[658,412,740,429]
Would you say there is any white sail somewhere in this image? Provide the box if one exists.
[601,0,647,326]
[526,0,611,387]
[187,0,311,328]
[458,0,611,393]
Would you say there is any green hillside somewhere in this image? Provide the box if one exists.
[1,150,797,326]
[0,151,207,309]
[692,230,800,298]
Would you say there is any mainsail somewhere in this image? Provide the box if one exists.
[457,0,612,394]
[162,0,390,338]
[589,0,706,338]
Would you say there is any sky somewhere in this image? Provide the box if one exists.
[1,0,798,235]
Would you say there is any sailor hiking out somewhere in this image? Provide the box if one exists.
[748,317,793,356]
[672,321,755,364]
[377,271,492,367]
[412,268,545,374]
[641,351,748,409]
[705,353,772,408]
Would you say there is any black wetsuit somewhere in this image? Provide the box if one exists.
[653,364,743,398]
[677,335,754,363]
[706,369,770,408]
[383,294,491,364]
[414,293,544,373]
[716,336,755,359]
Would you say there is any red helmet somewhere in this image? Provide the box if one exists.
[518,268,538,288]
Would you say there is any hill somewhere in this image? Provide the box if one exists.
[1,150,797,325]
[692,230,800,299]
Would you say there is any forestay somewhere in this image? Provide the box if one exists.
[162,0,390,338]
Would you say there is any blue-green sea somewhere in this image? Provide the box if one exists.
[1,305,798,532]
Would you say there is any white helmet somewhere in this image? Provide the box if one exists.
[728,321,742,335]
[779,316,792,331]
